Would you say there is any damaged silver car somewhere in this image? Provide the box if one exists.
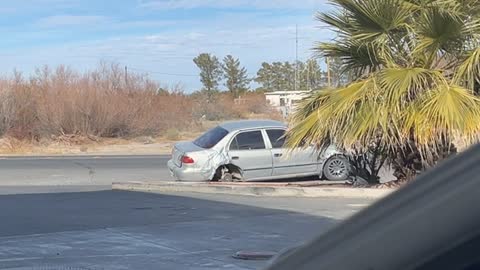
[167,120,349,182]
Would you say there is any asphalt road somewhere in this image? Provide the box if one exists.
[0,155,172,186]
[0,188,373,270]
[0,154,395,186]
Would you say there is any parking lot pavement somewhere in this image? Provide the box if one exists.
[0,188,373,270]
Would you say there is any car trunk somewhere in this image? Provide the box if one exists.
[171,141,205,167]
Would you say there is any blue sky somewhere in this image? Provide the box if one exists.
[0,0,333,91]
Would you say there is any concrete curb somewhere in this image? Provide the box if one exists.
[112,181,395,199]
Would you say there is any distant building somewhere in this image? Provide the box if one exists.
[264,90,311,118]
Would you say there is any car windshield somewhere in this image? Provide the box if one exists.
[193,126,229,149]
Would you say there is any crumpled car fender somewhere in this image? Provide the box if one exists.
[198,149,233,180]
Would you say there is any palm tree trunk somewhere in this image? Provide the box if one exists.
[390,136,457,183]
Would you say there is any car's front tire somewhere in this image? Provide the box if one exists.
[323,155,350,181]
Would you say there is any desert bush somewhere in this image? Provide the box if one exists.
[191,92,237,121]
[0,63,279,141]
[0,81,15,136]
[165,128,180,140]
[191,92,280,121]
[231,92,282,119]
[0,64,196,140]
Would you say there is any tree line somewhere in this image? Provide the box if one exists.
[193,53,347,98]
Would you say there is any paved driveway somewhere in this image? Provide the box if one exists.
[0,188,373,270]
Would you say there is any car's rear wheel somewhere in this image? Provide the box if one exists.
[221,172,234,182]
[212,165,239,182]
[323,156,350,181]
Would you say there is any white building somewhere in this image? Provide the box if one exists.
[264,90,311,118]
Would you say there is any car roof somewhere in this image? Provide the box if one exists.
[219,120,286,132]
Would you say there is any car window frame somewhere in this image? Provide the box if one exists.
[228,129,268,151]
[266,128,287,149]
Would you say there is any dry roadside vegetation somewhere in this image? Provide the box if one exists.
[0,63,281,155]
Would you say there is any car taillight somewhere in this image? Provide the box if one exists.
[181,155,195,164]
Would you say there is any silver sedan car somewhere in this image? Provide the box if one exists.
[167,120,349,182]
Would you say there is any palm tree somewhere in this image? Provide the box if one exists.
[287,0,480,182]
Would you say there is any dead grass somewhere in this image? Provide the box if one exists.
[0,118,273,155]
[0,63,198,140]
[0,63,281,155]
[0,115,282,156]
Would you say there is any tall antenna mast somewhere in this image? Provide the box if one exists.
[295,24,298,92]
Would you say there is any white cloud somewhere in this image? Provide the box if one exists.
[36,15,110,28]
[139,0,327,10]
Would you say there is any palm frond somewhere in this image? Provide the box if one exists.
[316,40,386,78]
[379,67,445,109]
[413,7,466,64]
[320,0,415,63]
[286,79,378,151]
[410,84,480,146]
[453,47,480,92]
[288,89,331,123]
[425,0,480,17]
[316,11,353,36]
[331,0,413,38]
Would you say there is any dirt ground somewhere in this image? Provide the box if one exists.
[0,121,228,156]
[0,133,203,156]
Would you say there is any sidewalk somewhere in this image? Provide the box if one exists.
[113,180,395,199]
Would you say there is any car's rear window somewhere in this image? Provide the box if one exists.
[193,126,229,149]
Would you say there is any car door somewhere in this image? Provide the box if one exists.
[228,130,273,180]
[266,129,319,177]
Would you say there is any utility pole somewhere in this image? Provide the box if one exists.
[295,24,298,92]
